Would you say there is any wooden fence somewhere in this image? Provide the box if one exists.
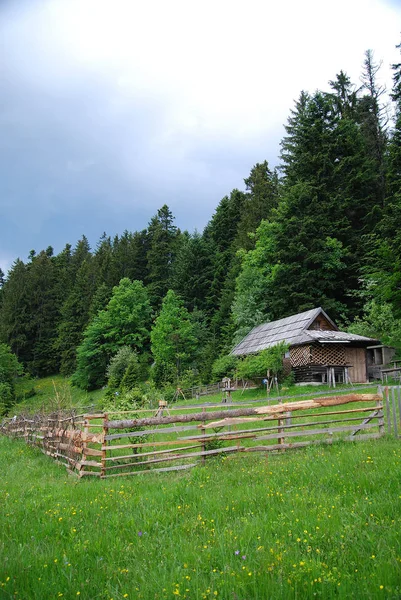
[1,387,394,479]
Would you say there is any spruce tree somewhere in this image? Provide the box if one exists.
[235,162,279,250]
[146,205,181,308]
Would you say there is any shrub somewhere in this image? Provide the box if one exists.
[237,342,288,381]
[107,347,138,389]
[211,355,239,381]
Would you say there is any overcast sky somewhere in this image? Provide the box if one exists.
[0,0,400,275]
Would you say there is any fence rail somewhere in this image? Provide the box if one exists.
[1,387,396,479]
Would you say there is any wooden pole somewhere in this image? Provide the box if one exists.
[277,417,284,448]
[201,407,206,466]
[376,389,385,437]
[385,387,391,435]
[101,413,108,478]
[392,387,398,438]
[80,417,89,477]
[107,394,382,430]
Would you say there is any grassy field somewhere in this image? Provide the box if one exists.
[12,374,379,416]
[12,375,107,415]
[1,434,400,599]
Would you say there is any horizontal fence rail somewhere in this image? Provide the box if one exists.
[1,387,395,479]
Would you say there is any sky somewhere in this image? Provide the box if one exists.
[0,0,400,275]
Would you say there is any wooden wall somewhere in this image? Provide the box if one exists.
[345,347,367,383]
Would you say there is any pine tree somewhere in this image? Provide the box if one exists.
[146,205,181,308]
[0,343,23,414]
[366,41,401,317]
[55,238,95,375]
[235,162,279,250]
[171,231,215,314]
[358,50,387,210]
[25,251,60,375]
[0,259,32,364]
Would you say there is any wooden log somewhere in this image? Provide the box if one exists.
[106,394,382,430]
[83,447,103,457]
[105,438,209,451]
[256,421,378,442]
[181,414,381,441]
[385,387,391,434]
[105,424,198,441]
[81,419,89,469]
[83,414,106,420]
[105,444,200,462]
[79,470,101,477]
[66,468,80,478]
[79,460,102,468]
[101,414,108,478]
[350,411,379,437]
[201,408,206,466]
[104,446,243,471]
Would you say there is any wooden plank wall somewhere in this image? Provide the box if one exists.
[1,389,391,479]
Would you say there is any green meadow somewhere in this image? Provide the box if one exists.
[1,434,400,600]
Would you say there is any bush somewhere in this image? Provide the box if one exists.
[237,342,288,381]
[178,368,201,390]
[103,387,146,412]
[211,355,239,381]
[107,347,139,389]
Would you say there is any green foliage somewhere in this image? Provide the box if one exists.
[103,387,146,412]
[0,343,23,414]
[56,249,94,375]
[151,290,198,386]
[348,299,401,351]
[106,346,138,389]
[119,355,141,391]
[235,161,279,250]
[2,42,401,388]
[236,343,288,381]
[171,231,215,314]
[146,205,181,308]
[72,279,151,390]
[211,354,239,381]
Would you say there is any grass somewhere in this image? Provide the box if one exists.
[12,375,107,415]
[1,434,400,599]
[174,381,379,408]
[11,373,381,418]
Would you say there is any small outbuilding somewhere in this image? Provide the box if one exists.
[231,307,381,385]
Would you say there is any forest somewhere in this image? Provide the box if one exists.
[1,45,401,412]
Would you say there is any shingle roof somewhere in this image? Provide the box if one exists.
[231,307,379,356]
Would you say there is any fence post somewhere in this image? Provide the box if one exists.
[398,386,401,433]
[385,387,391,435]
[201,407,206,466]
[377,386,385,437]
[391,387,398,438]
[101,413,108,479]
[80,416,89,477]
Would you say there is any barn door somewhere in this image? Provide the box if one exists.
[345,347,367,383]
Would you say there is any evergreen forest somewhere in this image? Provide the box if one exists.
[1,46,401,410]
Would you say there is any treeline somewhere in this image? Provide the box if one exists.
[1,46,401,396]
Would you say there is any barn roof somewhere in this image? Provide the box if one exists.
[231,307,379,356]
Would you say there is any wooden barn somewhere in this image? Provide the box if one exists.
[231,307,380,384]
